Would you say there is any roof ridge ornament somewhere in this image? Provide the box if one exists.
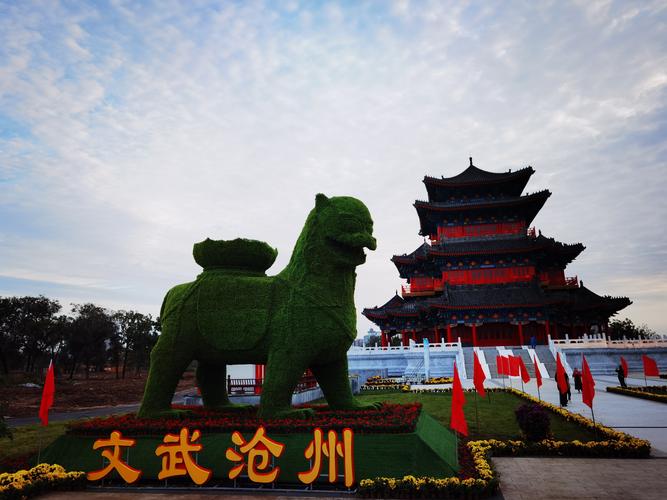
[469,157,473,167]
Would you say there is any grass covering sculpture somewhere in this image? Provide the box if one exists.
[138,194,380,419]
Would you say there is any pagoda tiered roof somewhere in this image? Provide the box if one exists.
[363,282,631,322]
[392,234,585,277]
[546,284,633,315]
[363,282,551,320]
[423,161,534,201]
[415,190,551,235]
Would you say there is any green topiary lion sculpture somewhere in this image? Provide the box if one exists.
[138,194,379,419]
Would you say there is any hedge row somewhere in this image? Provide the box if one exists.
[606,386,667,404]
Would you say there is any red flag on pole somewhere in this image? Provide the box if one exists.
[556,353,568,395]
[620,356,628,377]
[509,355,520,377]
[642,355,659,377]
[450,361,468,436]
[518,357,531,383]
[496,355,504,375]
[533,354,542,388]
[39,360,55,426]
[581,355,595,409]
[473,351,486,397]
[500,356,509,375]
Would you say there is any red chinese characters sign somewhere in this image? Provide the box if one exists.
[87,426,354,487]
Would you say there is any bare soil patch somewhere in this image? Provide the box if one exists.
[1,371,196,417]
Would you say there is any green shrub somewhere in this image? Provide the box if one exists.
[515,403,550,441]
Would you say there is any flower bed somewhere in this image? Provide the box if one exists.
[0,464,85,499]
[606,385,667,404]
[358,388,651,498]
[362,384,404,391]
[423,377,453,385]
[361,376,405,391]
[403,387,507,394]
[67,403,422,436]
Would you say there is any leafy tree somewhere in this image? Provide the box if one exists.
[66,304,116,379]
[0,296,61,374]
[608,318,657,340]
[366,334,380,347]
[113,310,156,378]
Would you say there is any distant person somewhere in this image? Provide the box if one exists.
[573,368,582,393]
[615,363,627,388]
[530,335,537,349]
[559,376,569,407]
[565,372,571,402]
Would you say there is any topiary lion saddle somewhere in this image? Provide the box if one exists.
[138,194,379,419]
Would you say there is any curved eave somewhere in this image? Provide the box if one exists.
[423,166,534,188]
[551,243,585,265]
[604,296,632,314]
[415,190,551,235]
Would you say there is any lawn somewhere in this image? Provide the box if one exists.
[0,421,69,470]
[355,390,597,441]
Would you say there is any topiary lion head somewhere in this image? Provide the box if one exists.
[291,193,377,271]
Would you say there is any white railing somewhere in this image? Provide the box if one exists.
[348,341,461,355]
[550,335,667,349]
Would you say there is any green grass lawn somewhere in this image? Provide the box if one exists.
[0,421,69,467]
[355,390,597,441]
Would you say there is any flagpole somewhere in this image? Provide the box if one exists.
[537,382,541,402]
[454,431,459,469]
[474,391,480,434]
[36,427,43,465]
[591,406,597,440]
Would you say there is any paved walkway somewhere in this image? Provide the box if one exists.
[6,389,193,428]
[494,457,667,500]
[486,375,667,456]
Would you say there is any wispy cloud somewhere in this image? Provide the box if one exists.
[1,0,666,332]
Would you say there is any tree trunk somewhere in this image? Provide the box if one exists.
[121,348,128,379]
[0,349,8,375]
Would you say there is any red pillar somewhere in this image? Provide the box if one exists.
[447,324,453,343]
[517,323,524,345]
[434,326,441,344]
[402,330,408,347]
[472,324,478,347]
[381,331,388,347]
[412,329,417,342]
[254,364,263,394]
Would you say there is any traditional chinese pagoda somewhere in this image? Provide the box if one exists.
[363,159,631,347]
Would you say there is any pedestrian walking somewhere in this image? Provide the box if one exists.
[573,368,582,393]
[615,363,627,388]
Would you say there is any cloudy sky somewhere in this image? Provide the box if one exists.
[1,0,666,335]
